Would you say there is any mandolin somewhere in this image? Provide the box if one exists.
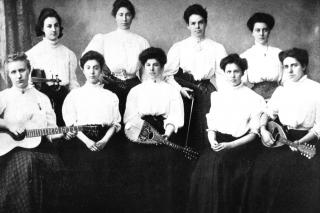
[0,124,103,156]
[125,118,199,160]
[264,121,316,159]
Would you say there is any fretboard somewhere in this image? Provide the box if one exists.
[26,125,86,138]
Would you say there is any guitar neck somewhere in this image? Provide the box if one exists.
[26,125,86,138]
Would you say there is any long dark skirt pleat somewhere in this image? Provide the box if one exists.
[188,132,261,213]
[0,139,65,213]
[246,130,320,213]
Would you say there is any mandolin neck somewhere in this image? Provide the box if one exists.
[26,125,86,138]
[278,137,297,148]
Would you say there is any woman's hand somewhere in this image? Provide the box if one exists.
[95,139,109,151]
[180,87,193,99]
[211,142,234,152]
[260,127,275,147]
[64,131,77,140]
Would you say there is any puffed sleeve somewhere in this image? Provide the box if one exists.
[110,94,121,132]
[0,90,7,116]
[82,34,104,56]
[310,98,320,138]
[248,95,266,135]
[123,87,140,127]
[213,44,228,91]
[62,90,78,126]
[163,42,182,91]
[163,86,184,132]
[206,92,219,131]
[68,50,79,90]
[265,87,282,120]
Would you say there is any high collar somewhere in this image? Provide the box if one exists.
[83,82,104,88]
[224,82,244,91]
[283,75,307,87]
[116,28,131,34]
[11,84,33,94]
[42,37,60,48]
[189,35,206,43]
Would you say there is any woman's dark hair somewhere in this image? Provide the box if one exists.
[279,48,309,69]
[247,12,275,32]
[183,4,208,24]
[139,47,167,68]
[5,52,31,71]
[220,53,248,73]
[80,51,105,69]
[111,0,135,19]
[35,8,64,38]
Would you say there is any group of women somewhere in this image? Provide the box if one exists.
[0,0,320,213]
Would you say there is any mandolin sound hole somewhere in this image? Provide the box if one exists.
[148,132,154,140]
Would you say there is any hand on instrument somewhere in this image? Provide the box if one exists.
[260,128,275,147]
[180,87,194,99]
[64,131,77,140]
[290,140,302,152]
[7,123,25,136]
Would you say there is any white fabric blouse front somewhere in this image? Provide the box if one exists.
[62,83,121,131]
[26,38,79,89]
[124,80,184,132]
[266,75,320,137]
[0,86,57,129]
[241,45,282,84]
[83,29,150,80]
[164,36,228,90]
[206,83,266,137]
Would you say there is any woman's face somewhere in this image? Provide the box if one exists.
[42,17,60,41]
[115,7,133,30]
[224,63,243,87]
[282,57,305,83]
[187,14,206,39]
[252,22,270,45]
[83,59,102,84]
[143,59,162,80]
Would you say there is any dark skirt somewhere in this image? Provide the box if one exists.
[187,132,261,213]
[246,129,320,213]
[0,139,65,213]
[59,131,127,213]
[120,115,188,213]
[174,70,214,151]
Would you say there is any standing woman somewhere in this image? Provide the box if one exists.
[241,12,282,100]
[164,4,227,150]
[26,8,79,125]
[188,54,265,213]
[83,0,150,115]
[246,48,320,213]
[62,51,121,213]
[123,47,184,213]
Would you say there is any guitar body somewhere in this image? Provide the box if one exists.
[0,121,42,156]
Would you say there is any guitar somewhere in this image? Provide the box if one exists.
[264,121,316,159]
[0,124,103,156]
[125,118,199,160]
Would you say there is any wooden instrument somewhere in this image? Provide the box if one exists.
[264,121,316,159]
[125,118,199,160]
[0,123,103,156]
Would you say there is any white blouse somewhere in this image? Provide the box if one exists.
[164,36,227,90]
[0,86,57,129]
[26,38,79,89]
[124,80,184,133]
[241,45,282,84]
[62,83,121,131]
[83,29,150,80]
[266,75,320,137]
[207,83,266,137]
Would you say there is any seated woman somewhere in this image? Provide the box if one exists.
[246,48,320,213]
[241,12,282,100]
[83,0,149,116]
[123,47,184,213]
[188,54,265,213]
[0,53,64,213]
[62,51,121,213]
[26,8,79,126]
